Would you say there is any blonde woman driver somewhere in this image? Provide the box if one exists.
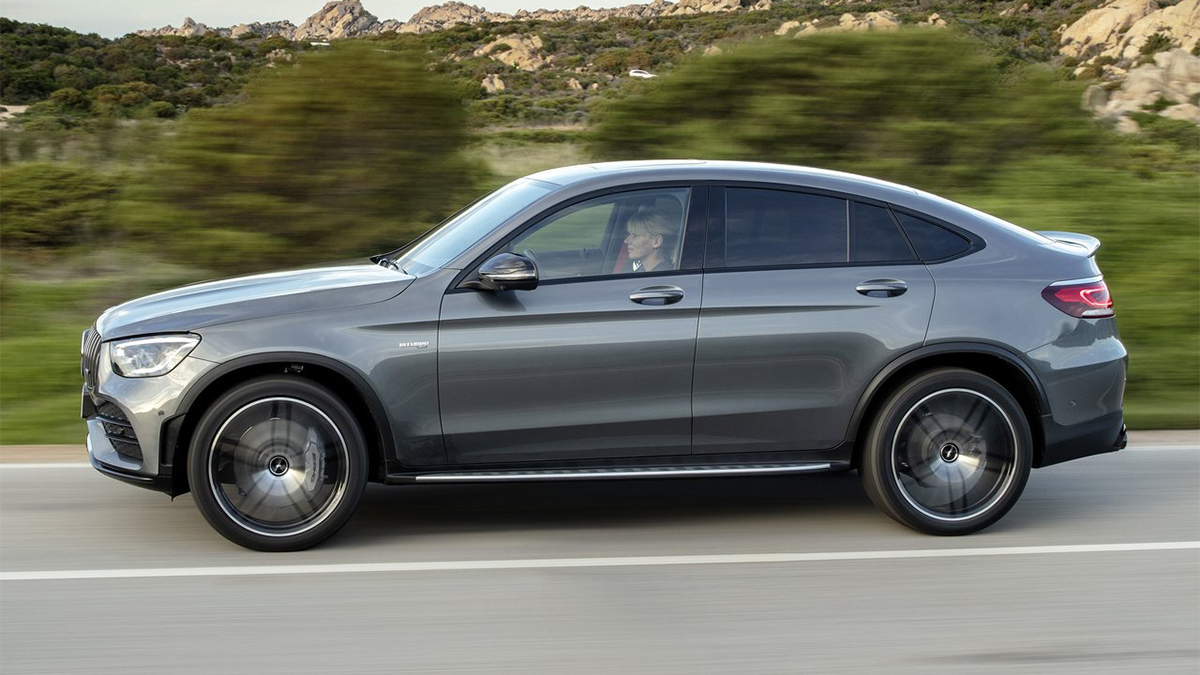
[623,209,678,273]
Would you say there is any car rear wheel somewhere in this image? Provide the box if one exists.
[187,376,367,551]
[860,368,1031,535]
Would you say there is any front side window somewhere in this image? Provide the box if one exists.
[725,188,847,267]
[507,188,690,281]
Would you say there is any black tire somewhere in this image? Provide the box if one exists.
[187,376,368,551]
[860,368,1032,535]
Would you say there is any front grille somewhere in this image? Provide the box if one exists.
[81,327,102,389]
[93,397,143,463]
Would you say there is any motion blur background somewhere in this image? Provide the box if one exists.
[1,0,1197,444]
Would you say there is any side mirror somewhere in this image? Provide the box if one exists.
[475,252,538,291]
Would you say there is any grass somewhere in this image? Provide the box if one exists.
[0,253,208,443]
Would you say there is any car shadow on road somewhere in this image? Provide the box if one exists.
[339,472,881,544]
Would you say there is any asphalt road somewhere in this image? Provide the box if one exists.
[1,441,1197,674]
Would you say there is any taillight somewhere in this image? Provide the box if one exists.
[1042,279,1114,318]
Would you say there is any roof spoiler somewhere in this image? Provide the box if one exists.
[1036,231,1101,257]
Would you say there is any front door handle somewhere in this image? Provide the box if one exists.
[856,279,908,298]
[630,285,685,305]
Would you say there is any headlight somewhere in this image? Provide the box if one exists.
[110,335,200,378]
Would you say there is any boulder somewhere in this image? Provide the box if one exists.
[293,0,382,40]
[1082,84,1109,112]
[1160,103,1200,122]
[474,35,550,71]
[568,77,584,91]
[481,74,506,93]
[672,0,742,14]
[775,20,801,36]
[1059,0,1159,59]
[837,11,900,32]
[400,2,503,34]
[1111,0,1200,60]
[1096,49,1200,128]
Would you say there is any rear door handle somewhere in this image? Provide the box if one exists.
[630,285,685,305]
[856,279,908,297]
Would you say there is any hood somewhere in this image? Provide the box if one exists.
[95,261,414,339]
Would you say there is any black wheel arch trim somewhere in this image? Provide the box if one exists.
[845,341,1049,450]
[171,352,396,476]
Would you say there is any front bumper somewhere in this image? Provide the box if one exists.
[82,348,217,495]
[86,431,176,493]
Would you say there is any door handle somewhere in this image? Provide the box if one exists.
[856,279,908,298]
[630,285,685,305]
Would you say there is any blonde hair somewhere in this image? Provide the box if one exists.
[626,209,679,262]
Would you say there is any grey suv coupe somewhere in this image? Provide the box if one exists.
[81,161,1127,551]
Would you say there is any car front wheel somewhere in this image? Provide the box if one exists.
[860,368,1032,535]
[187,376,368,551]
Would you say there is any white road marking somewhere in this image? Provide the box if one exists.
[0,463,92,470]
[2,542,1196,582]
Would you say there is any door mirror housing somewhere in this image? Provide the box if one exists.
[474,252,538,291]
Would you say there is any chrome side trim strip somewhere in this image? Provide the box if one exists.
[411,463,833,482]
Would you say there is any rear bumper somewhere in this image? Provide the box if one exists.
[1036,410,1126,468]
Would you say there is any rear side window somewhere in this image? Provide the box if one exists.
[725,188,846,267]
[894,212,971,261]
[851,203,915,263]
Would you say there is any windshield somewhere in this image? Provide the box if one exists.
[389,178,556,276]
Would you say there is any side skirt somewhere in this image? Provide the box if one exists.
[385,461,847,484]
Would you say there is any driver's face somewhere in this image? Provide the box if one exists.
[625,229,661,260]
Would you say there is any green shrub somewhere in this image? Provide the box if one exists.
[1139,32,1174,56]
[113,44,485,273]
[0,163,115,248]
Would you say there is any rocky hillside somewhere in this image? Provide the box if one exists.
[138,0,774,40]
[4,0,1198,129]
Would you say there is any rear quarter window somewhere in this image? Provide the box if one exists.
[851,203,915,263]
[893,212,971,261]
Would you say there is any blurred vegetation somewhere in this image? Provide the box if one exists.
[1,6,1198,442]
[593,29,1199,429]
[113,44,482,273]
[0,18,301,120]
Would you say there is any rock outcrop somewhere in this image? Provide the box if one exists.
[481,74,506,93]
[293,0,384,40]
[474,34,550,70]
[399,2,501,33]
[778,10,904,36]
[1084,48,1200,127]
[1060,0,1200,59]
[919,13,947,27]
[138,0,779,39]
[1061,0,1200,129]
[138,17,213,37]
[1110,0,1200,60]
[228,21,299,39]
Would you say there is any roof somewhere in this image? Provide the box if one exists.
[525,160,920,199]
